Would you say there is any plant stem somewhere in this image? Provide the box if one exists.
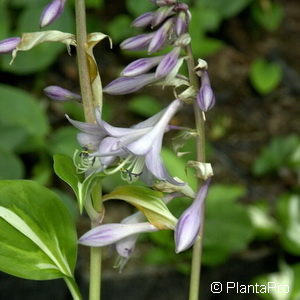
[64,277,82,300]
[75,1,103,300]
[185,44,206,300]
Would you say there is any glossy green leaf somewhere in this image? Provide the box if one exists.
[49,126,79,157]
[249,58,282,94]
[128,96,163,117]
[1,5,74,74]
[0,149,24,179]
[277,194,300,255]
[251,1,284,31]
[0,84,49,138]
[126,0,155,17]
[202,184,255,265]
[103,185,177,229]
[0,180,77,280]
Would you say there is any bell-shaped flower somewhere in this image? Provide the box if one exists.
[103,73,157,95]
[131,12,154,28]
[0,37,21,54]
[155,46,181,78]
[121,56,163,77]
[120,33,154,51]
[44,85,81,102]
[196,71,215,112]
[79,222,158,247]
[148,18,174,54]
[40,0,66,28]
[175,178,211,253]
[91,99,183,185]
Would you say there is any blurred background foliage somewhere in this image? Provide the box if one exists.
[0,0,299,299]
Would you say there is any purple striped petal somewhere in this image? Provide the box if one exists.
[151,6,174,27]
[120,33,154,51]
[196,71,215,112]
[148,18,174,54]
[40,0,65,28]
[121,56,163,77]
[175,178,211,253]
[155,47,181,78]
[0,37,21,54]
[175,11,188,36]
[44,85,81,102]
[103,73,157,95]
[131,12,154,27]
[79,222,157,247]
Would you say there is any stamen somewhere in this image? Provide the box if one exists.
[73,149,99,174]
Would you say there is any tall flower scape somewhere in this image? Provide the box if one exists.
[0,0,215,299]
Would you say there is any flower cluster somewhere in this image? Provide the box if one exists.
[103,0,192,95]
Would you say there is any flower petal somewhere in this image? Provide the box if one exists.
[131,12,154,27]
[44,85,81,102]
[155,47,181,78]
[0,37,21,54]
[120,33,154,51]
[66,115,104,136]
[40,0,65,28]
[79,222,158,247]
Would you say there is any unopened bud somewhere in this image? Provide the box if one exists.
[196,71,215,112]
[40,0,66,28]
[0,37,21,54]
[44,85,81,102]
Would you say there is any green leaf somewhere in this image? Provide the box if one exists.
[252,135,300,176]
[1,5,74,74]
[277,194,300,255]
[128,95,163,117]
[53,154,103,212]
[202,184,254,265]
[126,0,156,17]
[0,1,9,40]
[0,180,77,280]
[103,185,177,229]
[53,154,82,200]
[0,149,24,179]
[161,147,197,190]
[199,0,253,19]
[249,58,283,94]
[251,2,284,31]
[0,125,28,152]
[0,84,49,138]
[48,126,79,157]
[107,15,139,43]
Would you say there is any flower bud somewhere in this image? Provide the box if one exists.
[44,85,81,102]
[79,222,157,247]
[121,56,163,77]
[154,0,177,6]
[196,71,215,112]
[175,11,188,36]
[120,33,154,51]
[175,178,211,253]
[103,73,157,95]
[148,18,174,54]
[131,12,154,28]
[151,6,174,28]
[0,37,21,54]
[40,0,66,28]
[155,47,181,78]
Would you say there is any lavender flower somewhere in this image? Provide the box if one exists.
[131,12,154,28]
[121,56,163,77]
[175,178,211,253]
[120,33,154,51]
[151,6,174,28]
[196,71,215,112]
[103,73,157,95]
[79,222,158,247]
[153,0,177,6]
[155,47,181,78]
[175,11,188,36]
[148,18,174,54]
[44,85,81,102]
[40,0,66,28]
[68,99,184,185]
[0,37,21,54]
